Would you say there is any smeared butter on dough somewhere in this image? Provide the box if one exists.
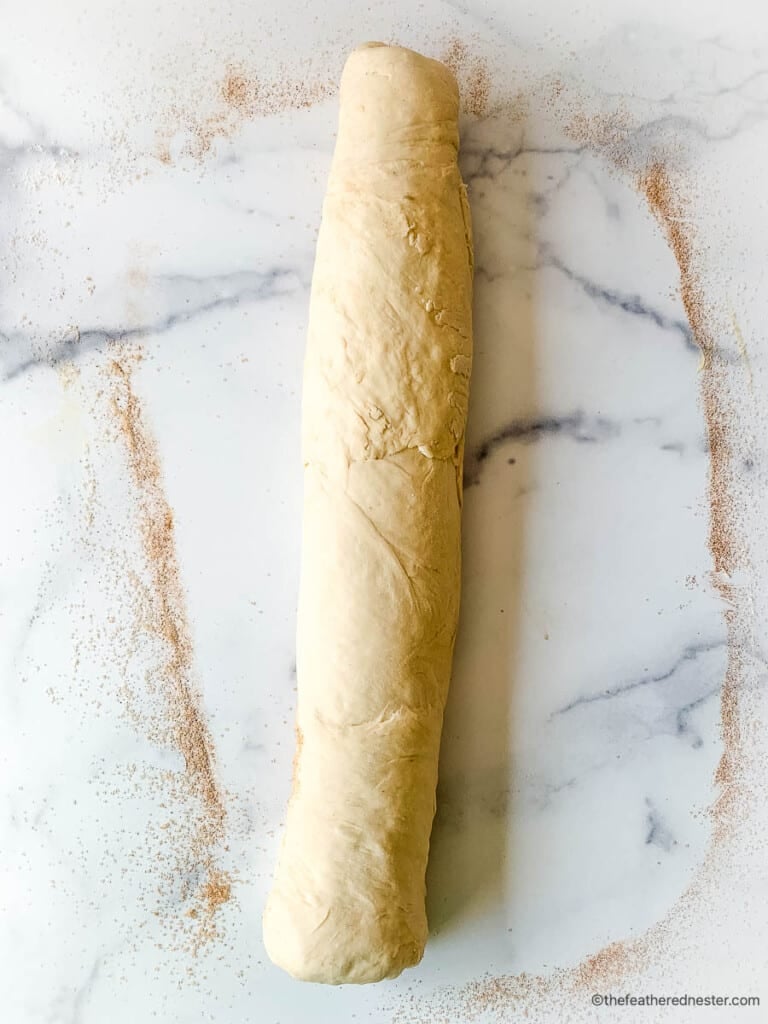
[263,42,474,986]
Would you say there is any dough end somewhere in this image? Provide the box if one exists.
[263,895,425,984]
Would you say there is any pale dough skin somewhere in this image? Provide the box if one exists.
[263,42,474,985]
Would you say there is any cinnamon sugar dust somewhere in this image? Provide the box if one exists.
[155,62,334,163]
[637,160,747,840]
[103,348,232,952]
[442,38,491,117]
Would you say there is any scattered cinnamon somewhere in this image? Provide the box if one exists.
[109,355,224,824]
[221,71,251,110]
[640,164,708,354]
[202,870,233,913]
[636,159,748,841]
[565,108,632,166]
[574,940,647,991]
[442,39,491,118]
[638,161,741,578]
[103,348,231,951]
[559,104,748,839]
[155,63,334,164]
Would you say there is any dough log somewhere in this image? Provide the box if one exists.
[263,43,474,985]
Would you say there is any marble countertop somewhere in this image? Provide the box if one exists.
[2,2,767,1022]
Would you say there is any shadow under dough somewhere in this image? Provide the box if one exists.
[426,111,539,936]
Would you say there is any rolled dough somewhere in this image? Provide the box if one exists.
[263,42,474,985]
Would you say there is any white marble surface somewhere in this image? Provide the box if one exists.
[2,2,768,1022]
